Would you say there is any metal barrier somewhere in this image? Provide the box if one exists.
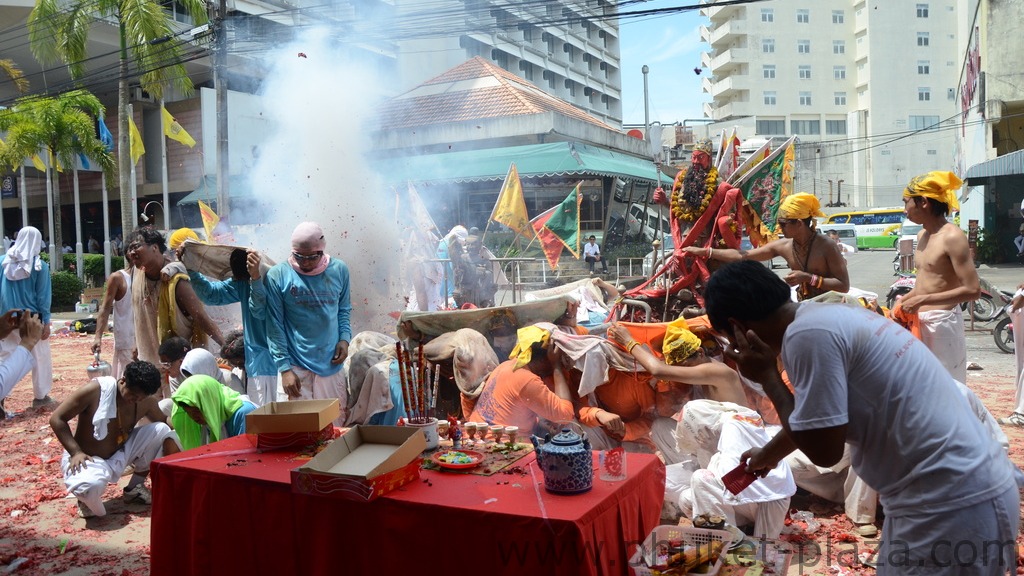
[614,257,647,283]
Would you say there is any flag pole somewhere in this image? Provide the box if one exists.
[102,173,111,278]
[73,162,84,279]
[482,162,516,247]
[160,98,170,233]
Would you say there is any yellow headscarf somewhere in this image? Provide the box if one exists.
[169,228,200,250]
[509,326,550,369]
[903,171,962,211]
[663,318,703,365]
[778,193,825,220]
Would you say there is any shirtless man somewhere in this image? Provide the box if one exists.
[92,259,135,379]
[683,193,849,300]
[50,361,181,518]
[894,171,978,383]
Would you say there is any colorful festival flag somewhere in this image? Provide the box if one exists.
[129,117,145,165]
[531,184,583,269]
[197,200,220,241]
[161,106,196,148]
[97,117,115,152]
[733,136,796,244]
[489,163,535,242]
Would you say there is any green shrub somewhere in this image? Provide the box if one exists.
[973,228,1006,265]
[51,271,85,308]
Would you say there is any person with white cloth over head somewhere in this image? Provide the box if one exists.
[50,361,181,518]
[671,399,795,539]
[0,226,53,409]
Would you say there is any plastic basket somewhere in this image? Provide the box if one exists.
[629,525,732,576]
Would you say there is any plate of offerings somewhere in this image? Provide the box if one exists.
[431,450,485,470]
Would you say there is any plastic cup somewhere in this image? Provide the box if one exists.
[599,447,627,481]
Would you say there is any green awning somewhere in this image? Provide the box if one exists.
[374,142,659,184]
[177,175,252,205]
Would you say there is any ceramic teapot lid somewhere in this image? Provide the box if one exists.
[550,427,583,446]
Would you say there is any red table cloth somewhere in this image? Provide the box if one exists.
[150,435,665,576]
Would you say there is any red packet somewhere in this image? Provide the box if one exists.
[721,462,758,495]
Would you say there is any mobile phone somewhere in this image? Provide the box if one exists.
[10,310,20,320]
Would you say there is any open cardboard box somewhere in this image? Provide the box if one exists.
[291,425,426,502]
[245,399,339,451]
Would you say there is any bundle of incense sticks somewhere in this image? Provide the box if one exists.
[396,341,432,423]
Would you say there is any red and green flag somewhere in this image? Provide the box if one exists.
[733,136,796,244]
[530,183,582,270]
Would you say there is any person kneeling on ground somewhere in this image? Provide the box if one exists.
[50,361,181,518]
[171,374,257,450]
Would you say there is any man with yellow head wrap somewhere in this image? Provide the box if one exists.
[465,325,574,435]
[682,192,849,300]
[895,171,978,383]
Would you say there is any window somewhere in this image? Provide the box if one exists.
[835,91,847,105]
[799,65,812,79]
[916,3,929,17]
[522,25,533,42]
[790,120,820,135]
[909,115,940,130]
[832,10,844,24]
[763,39,775,53]
[834,66,846,80]
[918,87,931,101]
[763,91,777,105]
[833,40,845,54]
[927,149,937,155]
[797,9,809,23]
[917,60,930,74]
[756,119,786,134]
[917,32,929,46]
[826,120,847,135]
[799,91,812,106]
[763,65,776,79]
[798,40,810,54]
[761,8,774,22]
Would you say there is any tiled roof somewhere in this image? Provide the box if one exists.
[378,56,615,131]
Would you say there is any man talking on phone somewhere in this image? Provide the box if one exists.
[0,310,45,419]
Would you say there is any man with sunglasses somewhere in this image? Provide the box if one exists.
[682,193,849,300]
[255,222,350,413]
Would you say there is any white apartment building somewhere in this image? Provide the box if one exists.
[395,0,622,127]
[700,0,960,208]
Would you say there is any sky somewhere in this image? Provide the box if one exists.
[617,2,708,126]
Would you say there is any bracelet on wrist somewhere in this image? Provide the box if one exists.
[626,340,640,353]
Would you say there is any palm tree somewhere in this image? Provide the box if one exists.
[28,0,207,239]
[0,59,29,93]
[0,90,116,271]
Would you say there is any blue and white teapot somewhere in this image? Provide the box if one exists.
[532,422,593,494]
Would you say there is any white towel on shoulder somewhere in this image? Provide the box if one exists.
[92,376,118,441]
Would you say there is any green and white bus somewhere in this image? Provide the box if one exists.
[822,208,904,250]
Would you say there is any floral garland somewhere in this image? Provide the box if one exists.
[671,167,718,222]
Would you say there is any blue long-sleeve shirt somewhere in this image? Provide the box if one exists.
[187,271,276,377]
[260,259,351,376]
[0,256,51,324]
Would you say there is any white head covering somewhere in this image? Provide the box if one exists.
[445,226,468,244]
[180,349,224,384]
[4,226,43,281]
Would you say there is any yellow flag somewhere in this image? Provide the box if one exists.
[162,106,196,148]
[198,200,219,241]
[30,155,45,171]
[129,117,145,165]
[489,163,535,241]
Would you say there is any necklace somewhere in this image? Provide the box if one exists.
[142,275,159,305]
[114,396,137,446]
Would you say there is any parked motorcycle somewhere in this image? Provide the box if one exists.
[884,268,1004,322]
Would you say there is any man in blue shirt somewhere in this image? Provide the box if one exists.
[255,222,351,416]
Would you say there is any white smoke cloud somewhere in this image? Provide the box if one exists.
[238,28,406,335]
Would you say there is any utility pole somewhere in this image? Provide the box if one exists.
[214,0,230,220]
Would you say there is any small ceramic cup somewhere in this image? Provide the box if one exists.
[504,426,519,445]
[489,424,504,443]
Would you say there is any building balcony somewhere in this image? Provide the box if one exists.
[702,0,739,23]
[708,47,747,74]
[709,20,746,48]
[700,25,711,44]
[705,75,747,98]
[701,51,712,69]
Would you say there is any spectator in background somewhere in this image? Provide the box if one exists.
[0,226,53,409]
[93,259,135,379]
[88,236,101,254]
[825,230,856,257]
[583,235,609,275]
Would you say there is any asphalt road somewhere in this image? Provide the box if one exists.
[787,247,1023,378]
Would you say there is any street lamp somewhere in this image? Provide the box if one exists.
[140,201,164,227]
[642,65,650,135]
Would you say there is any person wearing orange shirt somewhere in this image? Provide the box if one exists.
[467,326,575,434]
